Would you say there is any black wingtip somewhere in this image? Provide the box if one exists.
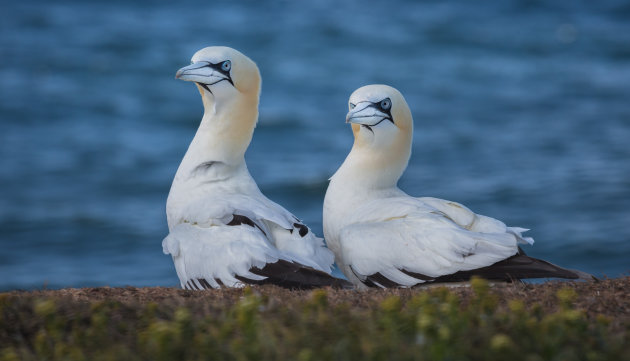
[359,254,597,289]
[565,268,599,282]
[236,260,353,290]
[427,254,596,283]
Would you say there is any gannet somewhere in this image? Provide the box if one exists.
[323,84,592,289]
[163,46,348,290]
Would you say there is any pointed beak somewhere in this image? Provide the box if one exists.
[175,62,228,85]
[345,103,391,126]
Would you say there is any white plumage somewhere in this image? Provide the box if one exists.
[324,84,585,289]
[163,47,337,289]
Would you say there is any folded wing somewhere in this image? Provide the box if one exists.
[163,193,341,289]
[339,197,549,288]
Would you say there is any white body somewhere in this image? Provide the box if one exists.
[163,47,334,289]
[323,85,533,289]
[324,179,533,289]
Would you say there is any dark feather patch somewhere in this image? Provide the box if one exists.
[358,254,592,288]
[430,254,583,283]
[401,269,434,281]
[365,272,402,288]
[227,214,267,236]
[349,265,377,288]
[187,280,199,290]
[198,278,212,289]
[293,223,308,237]
[227,214,256,227]
[234,260,352,289]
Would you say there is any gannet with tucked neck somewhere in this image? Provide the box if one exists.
[323,84,592,289]
[163,46,347,289]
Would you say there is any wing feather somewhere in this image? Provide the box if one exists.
[163,222,345,289]
[339,197,521,288]
[164,191,336,289]
[163,223,280,288]
[169,192,334,272]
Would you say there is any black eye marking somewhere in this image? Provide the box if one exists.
[198,60,234,86]
[365,97,394,124]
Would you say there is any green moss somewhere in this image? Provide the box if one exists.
[0,281,628,361]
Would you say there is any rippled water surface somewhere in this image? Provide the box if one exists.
[1,0,629,289]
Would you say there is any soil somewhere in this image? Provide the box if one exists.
[3,277,628,322]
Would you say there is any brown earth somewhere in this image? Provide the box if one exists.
[3,277,628,324]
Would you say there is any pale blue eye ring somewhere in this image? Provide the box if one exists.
[221,60,231,72]
[380,99,391,110]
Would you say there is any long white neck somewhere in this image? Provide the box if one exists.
[167,87,260,229]
[178,87,259,174]
[323,125,411,257]
[330,125,412,193]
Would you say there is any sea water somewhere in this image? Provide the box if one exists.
[1,0,628,289]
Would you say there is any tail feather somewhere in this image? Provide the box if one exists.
[235,260,354,289]
[430,254,596,283]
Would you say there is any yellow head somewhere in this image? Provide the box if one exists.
[175,46,262,164]
[175,46,261,113]
[344,85,414,186]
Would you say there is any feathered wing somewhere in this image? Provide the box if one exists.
[163,193,344,289]
[163,222,278,289]
[418,197,535,245]
[339,197,586,288]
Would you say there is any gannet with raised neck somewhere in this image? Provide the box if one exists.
[323,84,593,289]
[163,46,347,289]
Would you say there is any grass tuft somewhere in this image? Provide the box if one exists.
[0,278,628,360]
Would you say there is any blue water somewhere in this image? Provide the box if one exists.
[1,0,629,290]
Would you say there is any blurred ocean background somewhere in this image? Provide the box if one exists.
[1,0,629,290]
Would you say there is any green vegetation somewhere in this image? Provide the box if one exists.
[1,278,628,361]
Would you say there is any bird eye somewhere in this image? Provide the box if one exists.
[380,98,391,110]
[221,60,231,72]
[350,103,356,109]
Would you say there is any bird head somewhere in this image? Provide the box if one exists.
[338,85,414,189]
[346,84,413,151]
[174,47,261,164]
[175,46,261,110]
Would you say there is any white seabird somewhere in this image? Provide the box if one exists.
[323,84,592,289]
[163,46,348,290]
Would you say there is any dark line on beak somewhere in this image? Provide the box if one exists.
[358,116,391,132]
[370,117,393,127]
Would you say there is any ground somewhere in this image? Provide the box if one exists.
[1,277,629,360]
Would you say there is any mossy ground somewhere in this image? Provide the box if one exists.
[1,277,628,361]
